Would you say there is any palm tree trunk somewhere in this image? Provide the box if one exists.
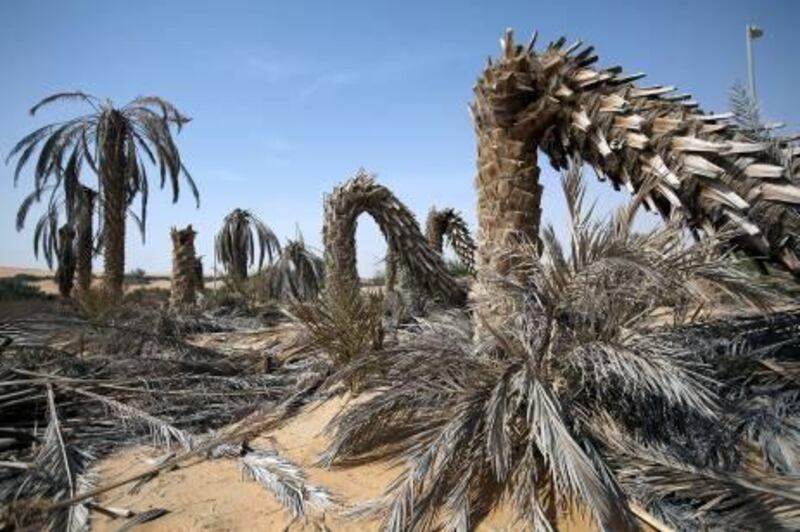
[101,112,127,302]
[55,224,76,299]
[233,254,248,282]
[471,35,546,321]
[170,225,198,307]
[73,185,96,300]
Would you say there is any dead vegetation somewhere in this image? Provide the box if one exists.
[2,25,800,532]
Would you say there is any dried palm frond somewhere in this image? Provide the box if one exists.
[239,446,332,518]
[320,162,800,531]
[260,235,325,303]
[0,301,334,525]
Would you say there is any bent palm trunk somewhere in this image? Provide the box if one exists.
[425,207,476,275]
[323,169,465,305]
[476,29,800,279]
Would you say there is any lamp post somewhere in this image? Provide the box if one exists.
[746,24,764,103]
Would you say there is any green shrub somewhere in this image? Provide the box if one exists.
[124,287,170,306]
[125,268,149,285]
[445,259,471,278]
[13,273,43,282]
[0,278,48,301]
[291,281,383,392]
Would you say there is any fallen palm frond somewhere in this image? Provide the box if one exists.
[239,446,332,518]
[0,298,334,527]
[320,162,800,531]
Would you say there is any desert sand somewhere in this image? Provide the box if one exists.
[91,394,595,531]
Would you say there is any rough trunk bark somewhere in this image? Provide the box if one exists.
[232,254,248,282]
[101,112,127,302]
[55,224,76,299]
[171,225,198,307]
[471,32,549,323]
[73,185,96,300]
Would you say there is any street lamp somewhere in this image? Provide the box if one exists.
[746,24,764,103]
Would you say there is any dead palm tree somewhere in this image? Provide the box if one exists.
[471,29,800,318]
[261,235,325,302]
[425,207,476,275]
[214,208,280,282]
[54,224,76,298]
[7,92,198,301]
[73,185,97,299]
[320,164,799,531]
[15,187,79,297]
[170,225,198,307]
[323,169,465,305]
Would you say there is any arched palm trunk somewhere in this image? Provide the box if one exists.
[55,224,76,299]
[170,225,198,307]
[323,170,465,305]
[73,185,96,299]
[475,29,800,283]
[101,111,128,301]
[425,207,476,275]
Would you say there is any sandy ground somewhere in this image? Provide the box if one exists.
[0,266,172,295]
[91,396,595,531]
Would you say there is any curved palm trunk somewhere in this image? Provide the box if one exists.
[55,224,76,299]
[73,185,96,300]
[478,29,800,279]
[471,33,550,320]
[323,170,465,305]
[101,111,128,302]
[425,207,476,275]
[170,225,198,307]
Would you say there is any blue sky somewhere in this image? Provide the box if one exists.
[1,1,798,276]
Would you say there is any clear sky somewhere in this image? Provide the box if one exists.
[1,1,798,276]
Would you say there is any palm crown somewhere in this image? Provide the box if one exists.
[215,208,280,281]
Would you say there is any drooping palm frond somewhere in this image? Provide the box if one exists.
[320,162,800,531]
[8,92,197,235]
[215,208,281,280]
[260,235,325,302]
